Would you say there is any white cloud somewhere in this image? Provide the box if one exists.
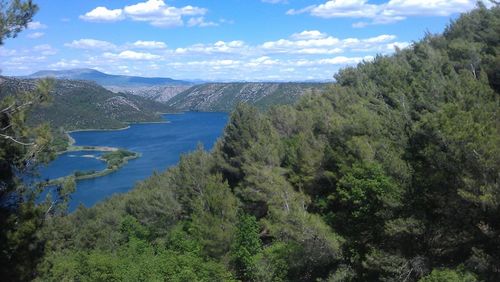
[3,26,412,80]
[33,44,57,56]
[80,6,124,22]
[386,41,411,50]
[165,55,373,80]
[124,0,207,27]
[27,21,47,30]
[65,39,117,50]
[291,30,328,40]
[0,47,17,56]
[187,17,218,27]
[81,0,210,27]
[260,32,398,54]
[364,34,396,43]
[175,40,247,54]
[287,0,488,26]
[282,56,373,67]
[49,59,82,69]
[246,56,280,67]
[132,40,167,49]
[317,55,373,65]
[104,50,160,60]
[185,59,241,67]
[27,32,44,39]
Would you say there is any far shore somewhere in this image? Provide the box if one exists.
[66,125,131,134]
[65,112,181,135]
[62,113,178,149]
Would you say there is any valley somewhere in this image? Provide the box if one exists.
[1,1,498,281]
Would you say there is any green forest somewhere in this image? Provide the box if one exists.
[1,1,499,281]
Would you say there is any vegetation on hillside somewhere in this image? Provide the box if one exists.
[0,1,75,280]
[33,4,499,282]
[0,77,170,131]
[167,82,326,112]
[0,77,171,151]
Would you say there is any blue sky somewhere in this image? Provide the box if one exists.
[0,0,493,81]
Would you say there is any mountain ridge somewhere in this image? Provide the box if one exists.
[27,68,193,87]
[167,82,327,112]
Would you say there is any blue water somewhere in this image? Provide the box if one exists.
[38,151,107,180]
[39,112,228,211]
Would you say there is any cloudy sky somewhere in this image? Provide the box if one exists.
[0,0,493,81]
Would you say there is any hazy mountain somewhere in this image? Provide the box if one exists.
[27,69,192,88]
[167,82,327,112]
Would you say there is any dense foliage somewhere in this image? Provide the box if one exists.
[32,4,500,281]
[0,1,75,280]
[101,149,137,170]
[0,0,37,45]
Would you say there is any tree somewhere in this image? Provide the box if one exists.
[419,268,477,282]
[0,1,62,280]
[230,213,262,281]
[0,0,38,45]
[191,175,239,258]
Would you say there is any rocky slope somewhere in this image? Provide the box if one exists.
[105,85,192,103]
[167,82,326,112]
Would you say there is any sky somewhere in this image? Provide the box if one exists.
[0,0,494,81]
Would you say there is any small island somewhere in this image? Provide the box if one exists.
[47,149,140,185]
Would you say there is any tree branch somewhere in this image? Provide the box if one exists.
[1,101,34,115]
[0,133,34,146]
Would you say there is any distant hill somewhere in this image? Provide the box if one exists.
[167,82,327,112]
[105,85,192,103]
[27,69,192,88]
[0,76,170,131]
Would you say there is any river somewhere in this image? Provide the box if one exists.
[38,112,228,211]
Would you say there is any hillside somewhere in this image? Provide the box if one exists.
[0,76,170,131]
[105,85,192,103]
[28,68,192,87]
[35,5,500,282]
[167,82,326,112]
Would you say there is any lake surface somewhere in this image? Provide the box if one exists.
[39,112,228,211]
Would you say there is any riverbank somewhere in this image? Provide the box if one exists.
[61,125,131,153]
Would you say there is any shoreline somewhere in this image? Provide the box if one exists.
[47,150,141,185]
[62,115,172,151]
[52,112,187,182]
[64,112,181,138]
[67,125,131,134]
